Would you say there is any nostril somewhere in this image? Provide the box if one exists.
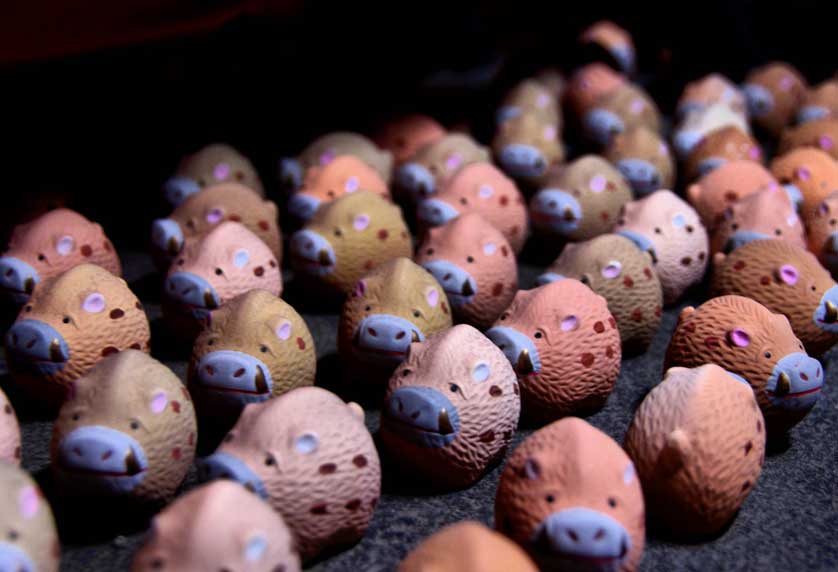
[548,200,557,209]
[73,447,83,457]
[4,268,12,277]
[181,287,193,296]
[101,450,113,461]
[25,339,36,350]
[410,410,420,420]
[233,368,245,378]
[567,529,579,542]
[395,331,406,340]
[594,528,605,541]
[11,334,18,345]
[205,365,215,376]
[368,327,378,337]
[443,273,452,281]
[620,539,628,558]
[801,372,809,381]
[397,399,404,413]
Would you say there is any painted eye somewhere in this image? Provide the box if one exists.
[264,454,276,466]
[413,310,422,318]
[72,413,80,421]
[500,312,509,320]
[401,368,411,377]
[207,339,215,346]
[334,228,343,237]
[260,345,268,353]
[546,494,555,503]
[7,530,19,541]
[774,229,782,236]
[365,305,371,312]
[62,316,71,324]
[731,223,739,231]
[215,268,223,275]
[764,351,772,358]
[654,227,662,234]
[426,248,434,255]
[460,197,468,205]
[608,497,617,508]
[130,421,140,430]
[449,383,460,393]
[534,332,543,339]
[467,256,475,263]
[37,254,46,261]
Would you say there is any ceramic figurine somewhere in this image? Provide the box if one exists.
[771,147,838,217]
[676,73,747,119]
[417,161,529,252]
[380,324,520,489]
[51,350,197,501]
[712,239,838,355]
[683,126,762,181]
[710,187,805,255]
[533,68,566,100]
[624,364,765,536]
[672,103,751,159]
[583,83,661,147]
[189,289,315,417]
[686,160,779,227]
[131,481,301,572]
[5,264,150,408]
[529,155,632,242]
[290,191,412,295]
[0,387,21,464]
[798,80,838,123]
[287,155,390,222]
[0,209,121,304]
[496,79,561,126]
[163,143,263,207]
[373,114,447,165]
[743,62,808,136]
[665,295,823,433]
[493,113,564,183]
[396,133,490,199]
[338,258,452,383]
[778,118,838,161]
[0,462,60,572]
[495,417,645,572]
[537,234,662,351]
[605,126,675,196]
[399,521,537,572]
[415,213,517,329]
[804,191,838,276]
[579,20,636,74]
[565,63,626,119]
[201,387,381,561]
[486,280,621,422]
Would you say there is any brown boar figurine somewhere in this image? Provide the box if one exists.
[565,63,626,118]
[582,83,661,147]
[0,387,21,464]
[665,295,823,433]
[163,143,264,207]
[200,387,381,561]
[395,133,490,200]
[493,113,564,184]
[686,160,779,228]
[743,62,808,136]
[495,417,645,572]
[51,350,197,501]
[0,209,121,304]
[805,191,838,276]
[683,126,762,181]
[605,126,675,196]
[624,364,766,536]
[778,118,838,161]
[798,80,838,124]
[373,114,447,165]
[770,147,838,218]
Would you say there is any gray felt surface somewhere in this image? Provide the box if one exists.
[2,251,837,572]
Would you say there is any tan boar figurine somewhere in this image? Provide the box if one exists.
[0,387,21,465]
[189,289,316,419]
[804,190,838,276]
[798,80,838,124]
[131,481,301,572]
[770,147,838,218]
[496,78,560,126]
[289,191,412,295]
[605,126,675,196]
[399,521,538,572]
[712,239,838,356]
[778,118,838,161]
[743,62,808,136]
[373,114,447,165]
[683,126,762,181]
[493,113,564,184]
[338,258,452,383]
[0,208,121,304]
[582,83,661,147]
[4,264,151,408]
[380,324,520,489]
[51,350,197,502]
[495,417,645,572]
[686,160,779,228]
[0,462,60,572]
[486,279,621,422]
[201,387,381,561]
[676,73,747,119]
[624,364,765,536]
[395,133,491,200]
[538,234,662,351]
[665,295,823,434]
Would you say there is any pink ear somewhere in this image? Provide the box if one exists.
[483,242,497,256]
[796,167,811,181]
[524,458,541,480]
[779,264,799,285]
[345,176,359,193]
[18,486,39,519]
[536,93,549,108]
[319,150,335,165]
[561,315,579,331]
[213,162,231,181]
[82,292,106,313]
[426,288,439,307]
[601,261,622,279]
[727,328,751,347]
[445,153,462,171]
[819,202,830,216]
[820,136,834,150]
[623,462,635,485]
[353,214,370,231]
[658,143,668,156]
[206,208,224,224]
[589,174,607,193]
[276,320,292,340]
[354,279,367,297]
[543,125,557,141]
[150,391,168,414]
[779,75,793,91]
[749,146,761,160]
[630,98,645,114]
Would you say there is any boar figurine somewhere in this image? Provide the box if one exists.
[373,114,447,165]
[287,155,390,222]
[676,73,747,119]
[496,78,560,126]
[5,263,150,408]
[565,63,626,118]
[132,481,301,572]
[798,79,838,124]
[537,234,662,351]
[51,350,197,501]
[338,258,452,383]
[189,289,316,418]
[579,20,635,75]
[665,295,823,433]
[615,190,709,304]
[396,133,491,200]
[534,68,567,100]
[583,83,661,147]
[495,417,645,572]
[163,142,264,207]
[493,113,564,184]
[486,280,621,422]
[686,160,779,227]
[770,147,838,217]
[0,208,121,304]
[683,126,762,181]
[712,239,838,356]
[624,364,765,536]
[415,213,517,329]
[399,521,537,572]
[290,191,412,295]
[743,62,808,136]
[529,155,632,242]
[605,126,675,196]
[672,103,750,159]
[805,191,838,276]
[417,161,529,253]
[201,387,381,561]
[1,387,21,464]
[0,462,60,572]
[778,118,838,161]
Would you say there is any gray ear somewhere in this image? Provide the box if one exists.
[523,458,541,480]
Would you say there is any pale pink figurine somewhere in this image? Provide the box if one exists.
[579,20,636,74]
[0,208,121,304]
[417,162,529,253]
[415,213,518,329]
[615,190,709,304]
[132,481,301,572]
[380,324,521,489]
[495,417,645,572]
[486,280,621,422]
[565,63,626,118]
[686,160,780,227]
[201,387,381,561]
[163,221,281,336]
[710,186,805,255]
[0,387,21,464]
[676,73,747,119]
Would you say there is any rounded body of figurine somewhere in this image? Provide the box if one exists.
[779,118,838,161]
[583,84,661,147]
[0,387,21,464]
[770,147,838,218]
[565,63,626,118]
[605,126,674,196]
[373,114,447,165]
[686,160,779,228]
[672,103,750,159]
[163,142,264,206]
[396,133,491,200]
[798,80,838,124]
[676,73,747,119]
[683,126,762,181]
[493,113,564,184]
[804,191,838,276]
[743,62,808,136]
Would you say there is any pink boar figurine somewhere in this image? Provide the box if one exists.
[486,279,621,422]
[615,190,709,304]
[676,73,747,120]
[605,126,675,196]
[163,222,282,338]
[380,324,520,489]
[624,364,765,536]
[1,387,21,464]
[770,147,838,218]
[201,387,381,561]
[686,160,780,228]
[5,264,151,408]
[665,295,823,434]
[495,417,645,572]
[163,142,264,207]
[417,162,529,253]
[798,79,838,123]
[0,208,121,304]
[132,481,301,572]
[565,63,626,118]
[415,213,518,329]
[373,114,447,165]
[0,462,60,572]
[579,20,636,75]
[51,350,197,502]
[583,83,661,147]
[395,133,490,200]
[743,62,808,137]
[805,191,838,276]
